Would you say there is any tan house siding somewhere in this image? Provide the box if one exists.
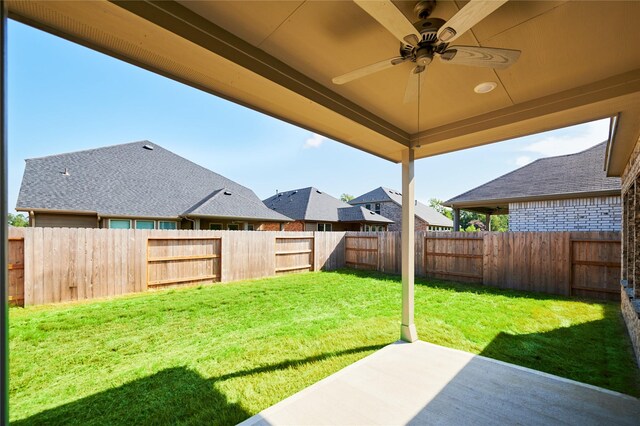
[34,213,98,228]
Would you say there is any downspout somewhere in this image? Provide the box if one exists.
[181,215,197,230]
[29,210,35,227]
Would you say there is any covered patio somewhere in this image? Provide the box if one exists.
[2,0,640,423]
[240,341,640,426]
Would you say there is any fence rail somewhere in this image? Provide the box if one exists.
[7,228,621,306]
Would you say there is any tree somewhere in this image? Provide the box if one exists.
[340,193,354,202]
[8,213,28,227]
[428,198,453,220]
[490,215,509,232]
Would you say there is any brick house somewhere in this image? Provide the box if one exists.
[263,187,393,231]
[444,142,621,232]
[16,141,291,230]
[349,187,453,232]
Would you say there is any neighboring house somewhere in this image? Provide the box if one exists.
[263,187,393,231]
[16,141,290,230]
[444,142,621,232]
[349,187,453,232]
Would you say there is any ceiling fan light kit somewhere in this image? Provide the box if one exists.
[334,0,520,104]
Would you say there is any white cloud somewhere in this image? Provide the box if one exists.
[304,134,326,149]
[521,119,610,157]
[515,156,533,167]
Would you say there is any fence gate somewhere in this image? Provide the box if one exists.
[569,238,621,300]
[8,237,24,306]
[345,236,379,270]
[275,236,314,274]
[425,236,484,283]
[146,237,222,288]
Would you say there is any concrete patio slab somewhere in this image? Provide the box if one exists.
[239,340,640,426]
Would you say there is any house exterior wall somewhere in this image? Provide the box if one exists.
[282,221,378,232]
[620,134,640,366]
[508,196,621,232]
[351,201,428,232]
[32,212,98,228]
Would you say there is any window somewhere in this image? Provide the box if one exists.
[227,224,239,230]
[247,224,255,231]
[135,220,155,230]
[364,224,370,232]
[109,219,131,229]
[374,203,381,214]
[317,223,332,232]
[365,204,371,210]
[209,223,222,230]
[158,221,177,230]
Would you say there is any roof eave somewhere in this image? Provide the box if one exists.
[445,189,621,209]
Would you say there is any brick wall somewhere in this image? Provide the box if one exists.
[621,285,640,367]
[282,221,305,231]
[508,196,621,232]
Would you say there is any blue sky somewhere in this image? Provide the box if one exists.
[8,20,609,213]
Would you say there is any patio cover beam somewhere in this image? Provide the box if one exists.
[401,148,418,343]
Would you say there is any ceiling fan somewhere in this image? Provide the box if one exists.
[332,0,521,103]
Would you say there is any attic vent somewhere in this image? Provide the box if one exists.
[289,191,298,196]
[224,191,232,195]
[316,190,322,194]
[61,168,70,176]
[369,211,375,215]
[277,193,282,197]
[143,144,154,150]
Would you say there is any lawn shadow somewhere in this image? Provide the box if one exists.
[13,344,386,426]
[330,268,611,303]
[407,321,640,426]
[477,317,640,397]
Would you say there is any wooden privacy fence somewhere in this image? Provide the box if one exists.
[345,236,378,269]
[7,228,345,306]
[275,236,314,274]
[8,237,24,306]
[570,237,621,300]
[425,235,484,283]
[6,228,620,306]
[147,237,222,287]
[343,231,621,300]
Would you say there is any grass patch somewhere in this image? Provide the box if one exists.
[9,269,640,424]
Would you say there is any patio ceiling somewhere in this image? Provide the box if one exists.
[8,0,640,167]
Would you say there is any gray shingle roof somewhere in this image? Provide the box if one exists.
[350,187,453,227]
[16,141,290,221]
[263,187,393,223]
[444,142,621,206]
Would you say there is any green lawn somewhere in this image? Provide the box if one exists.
[9,269,640,425]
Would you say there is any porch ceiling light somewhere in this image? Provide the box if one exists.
[474,81,498,94]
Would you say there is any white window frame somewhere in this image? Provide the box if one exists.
[209,223,223,230]
[109,219,132,229]
[134,219,156,230]
[247,224,255,231]
[158,221,177,230]
[317,223,332,232]
[227,224,240,231]
[374,203,381,214]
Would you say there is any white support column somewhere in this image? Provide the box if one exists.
[401,148,418,343]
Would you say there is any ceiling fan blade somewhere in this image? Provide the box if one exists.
[437,0,508,43]
[333,56,407,85]
[354,0,421,46]
[403,66,426,104]
[439,46,520,69]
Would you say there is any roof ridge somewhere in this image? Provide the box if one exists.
[183,188,224,214]
[25,140,154,161]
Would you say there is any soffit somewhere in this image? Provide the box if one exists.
[8,0,640,165]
